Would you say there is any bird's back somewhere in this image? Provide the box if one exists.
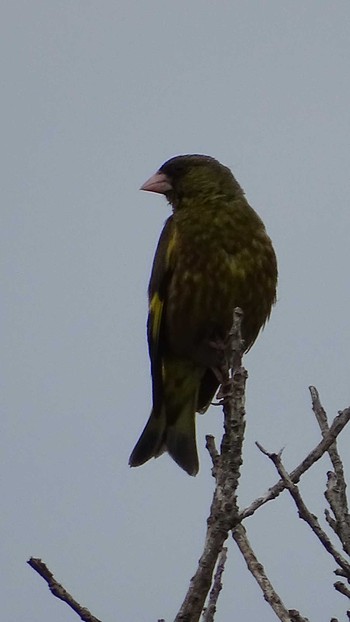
[165,197,277,363]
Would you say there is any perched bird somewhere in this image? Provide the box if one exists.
[129,155,277,476]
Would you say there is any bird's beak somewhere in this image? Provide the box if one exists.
[140,171,172,194]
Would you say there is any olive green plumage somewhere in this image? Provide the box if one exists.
[129,155,277,476]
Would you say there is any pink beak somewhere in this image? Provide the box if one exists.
[140,171,172,195]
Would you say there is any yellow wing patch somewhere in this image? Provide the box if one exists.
[149,224,177,382]
[149,226,177,347]
[149,292,164,346]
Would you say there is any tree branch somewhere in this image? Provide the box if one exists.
[202,547,228,622]
[240,406,350,521]
[232,524,308,622]
[310,386,350,556]
[28,330,350,622]
[175,308,246,622]
[255,446,350,580]
[334,581,350,599]
[27,558,102,622]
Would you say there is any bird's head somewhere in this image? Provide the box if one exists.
[141,154,243,209]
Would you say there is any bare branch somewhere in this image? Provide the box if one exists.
[205,435,219,470]
[202,547,228,622]
[240,406,350,521]
[325,472,350,556]
[288,611,310,622]
[27,558,102,622]
[309,387,346,481]
[28,350,349,622]
[175,309,246,622]
[334,581,350,599]
[175,367,246,622]
[334,567,350,578]
[257,448,350,579]
[232,524,307,622]
[310,386,350,556]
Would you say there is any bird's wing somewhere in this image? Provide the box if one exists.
[147,216,176,412]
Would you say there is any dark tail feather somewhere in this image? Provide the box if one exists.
[166,409,199,476]
[129,410,165,468]
[130,380,199,475]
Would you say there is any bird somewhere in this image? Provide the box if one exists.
[129,154,277,476]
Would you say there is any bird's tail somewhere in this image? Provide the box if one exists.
[129,361,201,476]
[128,408,166,469]
[128,403,199,476]
[162,359,200,475]
[129,375,199,475]
[165,402,199,476]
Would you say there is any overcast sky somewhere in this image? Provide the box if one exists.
[2,2,350,621]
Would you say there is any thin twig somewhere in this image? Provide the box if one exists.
[240,407,350,521]
[334,581,350,599]
[205,435,219,473]
[202,547,228,622]
[232,524,307,622]
[255,445,350,580]
[309,387,347,481]
[27,558,102,622]
[310,386,350,556]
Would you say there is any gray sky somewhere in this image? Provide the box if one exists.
[2,2,350,621]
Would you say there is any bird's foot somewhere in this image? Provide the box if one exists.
[215,376,235,402]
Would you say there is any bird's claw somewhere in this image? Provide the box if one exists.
[216,377,235,402]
